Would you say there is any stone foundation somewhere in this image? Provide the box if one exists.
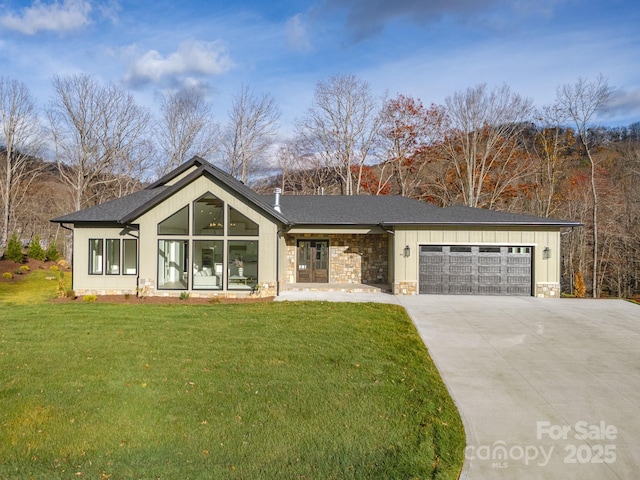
[536,282,560,298]
[76,279,276,299]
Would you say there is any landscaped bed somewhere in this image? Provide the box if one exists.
[0,266,465,479]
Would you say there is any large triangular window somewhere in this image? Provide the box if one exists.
[228,207,259,236]
[158,205,189,235]
[193,193,224,235]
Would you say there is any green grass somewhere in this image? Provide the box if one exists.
[0,275,465,479]
[0,269,69,305]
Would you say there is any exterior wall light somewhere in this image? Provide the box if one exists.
[543,246,551,259]
[403,245,411,258]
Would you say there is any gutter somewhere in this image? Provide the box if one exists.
[58,223,74,291]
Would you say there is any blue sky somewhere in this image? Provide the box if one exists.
[1,0,639,135]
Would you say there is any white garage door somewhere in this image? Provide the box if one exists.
[419,245,532,295]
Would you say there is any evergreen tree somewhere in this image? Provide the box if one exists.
[5,233,23,262]
[27,235,46,261]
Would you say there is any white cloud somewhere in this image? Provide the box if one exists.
[285,14,311,51]
[123,40,234,89]
[0,0,92,35]
[601,87,640,123]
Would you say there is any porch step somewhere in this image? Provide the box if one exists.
[282,283,392,293]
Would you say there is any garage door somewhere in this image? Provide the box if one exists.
[419,245,532,295]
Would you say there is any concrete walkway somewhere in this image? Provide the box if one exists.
[276,291,640,479]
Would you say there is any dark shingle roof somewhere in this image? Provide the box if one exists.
[270,195,445,225]
[268,195,580,227]
[51,156,580,228]
[51,187,170,223]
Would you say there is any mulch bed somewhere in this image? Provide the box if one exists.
[0,257,64,280]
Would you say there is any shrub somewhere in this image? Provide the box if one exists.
[57,273,67,298]
[574,271,586,298]
[14,269,24,275]
[2,272,13,279]
[19,265,30,273]
[5,233,23,262]
[27,235,46,261]
[83,295,97,303]
[66,289,76,299]
[46,242,61,262]
[179,292,190,300]
[50,265,59,272]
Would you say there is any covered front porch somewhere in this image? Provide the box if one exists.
[282,231,392,292]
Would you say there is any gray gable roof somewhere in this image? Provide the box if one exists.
[51,187,170,223]
[52,156,580,228]
[268,195,580,227]
[52,157,288,225]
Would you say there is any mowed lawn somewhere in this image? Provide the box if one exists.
[0,272,464,479]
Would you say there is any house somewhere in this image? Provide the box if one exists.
[51,157,580,298]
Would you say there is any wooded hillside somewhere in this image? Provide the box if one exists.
[1,74,638,298]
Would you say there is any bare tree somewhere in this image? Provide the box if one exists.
[220,84,280,184]
[295,74,382,195]
[275,136,337,194]
[442,84,534,208]
[156,87,220,176]
[556,75,611,297]
[532,104,575,217]
[0,77,44,247]
[48,74,151,211]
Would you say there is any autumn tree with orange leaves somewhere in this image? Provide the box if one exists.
[379,94,446,198]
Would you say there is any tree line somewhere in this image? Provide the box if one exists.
[1,73,639,298]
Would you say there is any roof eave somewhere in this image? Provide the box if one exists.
[381,221,583,228]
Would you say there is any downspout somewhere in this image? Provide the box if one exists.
[122,224,140,296]
[59,223,74,291]
[378,224,395,290]
[277,225,293,296]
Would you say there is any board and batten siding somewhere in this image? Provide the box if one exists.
[72,225,138,294]
[134,176,280,290]
[392,226,563,297]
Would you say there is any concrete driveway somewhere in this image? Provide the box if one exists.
[397,295,640,479]
[278,292,640,479]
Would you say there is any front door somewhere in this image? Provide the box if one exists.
[297,240,329,283]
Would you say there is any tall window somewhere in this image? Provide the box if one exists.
[228,207,259,236]
[158,205,189,235]
[89,239,103,275]
[158,240,188,289]
[106,239,121,275]
[123,239,137,275]
[193,193,224,235]
[228,240,258,291]
[193,240,223,290]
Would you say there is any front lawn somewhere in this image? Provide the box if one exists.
[0,277,464,479]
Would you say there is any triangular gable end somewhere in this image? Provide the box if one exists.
[121,158,289,226]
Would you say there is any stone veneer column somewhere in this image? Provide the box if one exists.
[536,282,560,298]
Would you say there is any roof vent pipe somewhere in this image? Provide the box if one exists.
[273,188,282,212]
